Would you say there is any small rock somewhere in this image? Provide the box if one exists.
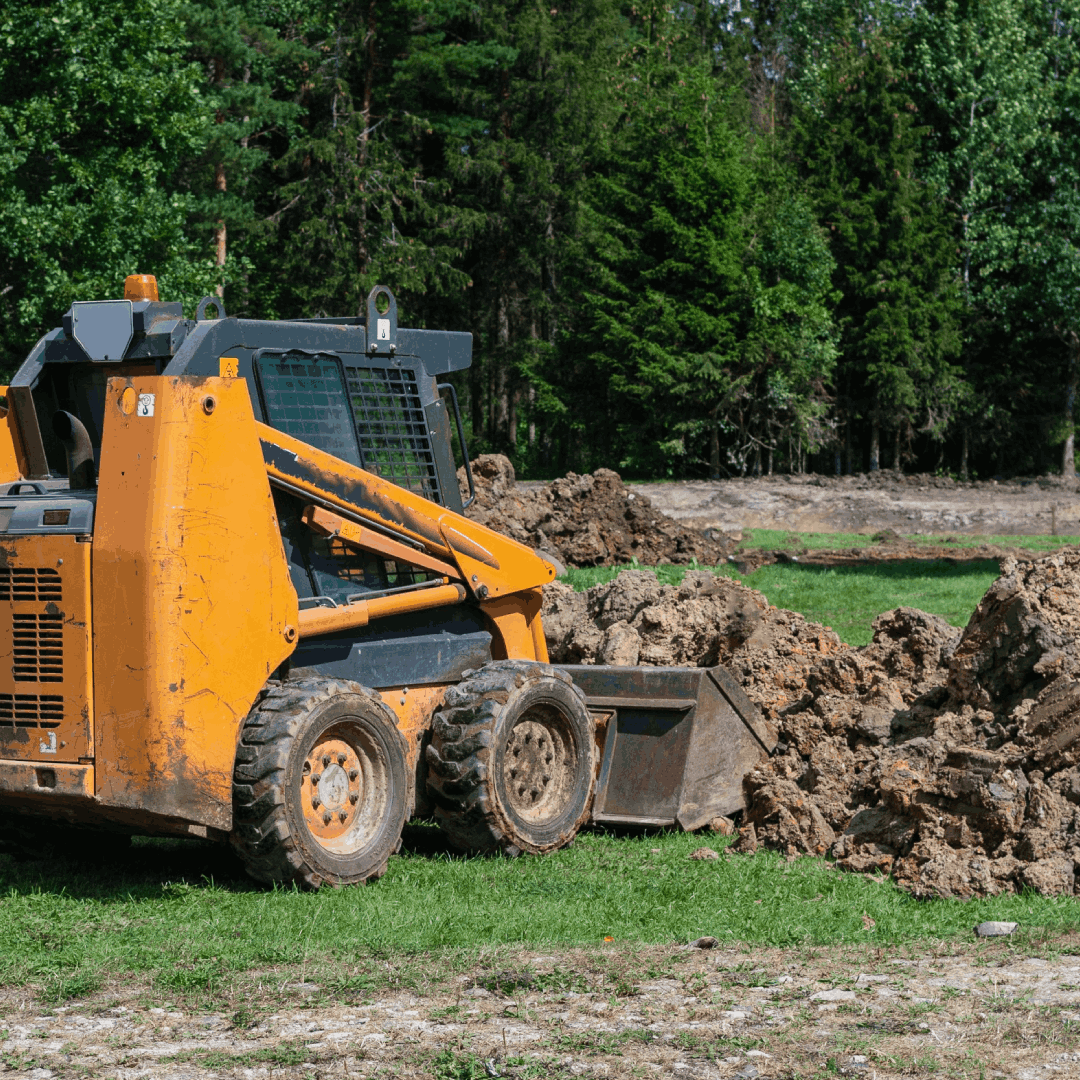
[855,973,890,984]
[734,1066,758,1080]
[709,816,735,835]
[688,936,719,950]
[810,988,857,1002]
[975,921,1018,938]
[745,1049,772,1058]
[464,986,492,998]
[689,847,719,861]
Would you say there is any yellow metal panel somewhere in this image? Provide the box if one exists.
[93,376,299,830]
[481,589,545,662]
[379,684,449,815]
[0,389,26,482]
[0,759,94,799]
[0,535,93,763]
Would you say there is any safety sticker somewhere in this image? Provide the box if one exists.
[137,393,156,417]
[219,356,239,378]
[377,318,391,340]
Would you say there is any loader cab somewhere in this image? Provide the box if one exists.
[1,277,488,692]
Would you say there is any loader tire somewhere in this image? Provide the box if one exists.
[426,660,595,855]
[231,677,410,889]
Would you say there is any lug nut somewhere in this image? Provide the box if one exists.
[311,773,320,784]
[338,753,346,764]
[349,769,359,781]
[322,755,331,766]
[323,811,332,825]
[339,812,347,823]
[311,797,320,809]
[349,792,359,804]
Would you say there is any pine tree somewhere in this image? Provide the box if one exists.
[801,26,962,471]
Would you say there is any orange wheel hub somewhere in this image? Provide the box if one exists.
[301,730,365,842]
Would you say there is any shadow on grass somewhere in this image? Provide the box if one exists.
[0,834,258,898]
[0,819,475,899]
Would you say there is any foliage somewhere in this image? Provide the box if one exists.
[800,22,962,469]
[0,0,1078,479]
[0,0,219,360]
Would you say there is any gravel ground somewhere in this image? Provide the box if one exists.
[5,936,1079,1079]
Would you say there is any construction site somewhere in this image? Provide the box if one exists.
[0,282,1077,1080]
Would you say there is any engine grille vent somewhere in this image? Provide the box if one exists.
[0,693,63,728]
[12,613,64,682]
[0,568,62,603]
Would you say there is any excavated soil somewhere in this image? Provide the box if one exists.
[462,456,1068,569]
[541,552,1080,899]
[460,455,738,568]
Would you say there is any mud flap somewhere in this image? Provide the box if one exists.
[555,665,777,831]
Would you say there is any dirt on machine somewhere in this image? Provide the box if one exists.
[0,277,774,887]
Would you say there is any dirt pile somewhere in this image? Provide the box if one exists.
[460,455,736,567]
[542,551,1080,897]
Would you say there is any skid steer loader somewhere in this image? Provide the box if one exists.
[0,276,775,886]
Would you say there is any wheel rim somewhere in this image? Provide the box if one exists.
[300,722,389,856]
[502,704,579,826]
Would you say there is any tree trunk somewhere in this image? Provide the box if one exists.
[960,428,969,481]
[844,417,852,475]
[213,161,227,299]
[356,1,377,281]
[708,404,720,478]
[527,385,536,449]
[869,421,880,472]
[1064,337,1078,479]
[494,292,510,449]
[767,444,773,476]
[893,427,901,474]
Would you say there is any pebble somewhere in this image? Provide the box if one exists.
[688,936,719,949]
[810,988,857,1002]
[688,847,719,861]
[975,921,1019,937]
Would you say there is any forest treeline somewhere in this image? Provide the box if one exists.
[1,0,1079,479]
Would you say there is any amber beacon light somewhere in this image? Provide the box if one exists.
[123,274,159,302]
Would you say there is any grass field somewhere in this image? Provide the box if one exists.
[2,825,1077,1008]
[741,527,1080,552]
[561,558,1001,646]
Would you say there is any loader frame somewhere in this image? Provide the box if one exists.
[0,282,774,874]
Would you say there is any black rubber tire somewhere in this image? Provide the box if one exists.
[426,660,595,855]
[231,677,411,889]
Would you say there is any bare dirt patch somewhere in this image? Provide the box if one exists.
[543,552,1080,899]
[632,471,1080,539]
[8,937,1078,1079]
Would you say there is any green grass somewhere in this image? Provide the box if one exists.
[560,559,1001,646]
[742,527,1080,552]
[1,827,1076,1000]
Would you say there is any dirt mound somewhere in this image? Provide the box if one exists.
[461,455,736,567]
[543,552,1080,897]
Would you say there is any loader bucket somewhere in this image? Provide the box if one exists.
[556,665,776,831]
